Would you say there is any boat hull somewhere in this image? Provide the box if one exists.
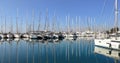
[14,34,21,38]
[29,34,37,39]
[94,39,120,50]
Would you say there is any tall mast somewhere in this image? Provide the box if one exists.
[5,16,6,33]
[32,10,34,33]
[79,16,81,32]
[38,12,41,31]
[16,9,18,33]
[1,16,3,33]
[87,17,90,31]
[26,11,28,33]
[114,0,118,31]
[71,18,73,32]
[10,17,13,33]
[76,16,78,32]
[52,12,56,32]
[21,18,23,33]
[66,16,67,32]
[66,16,69,33]
[44,9,48,31]
[67,15,70,33]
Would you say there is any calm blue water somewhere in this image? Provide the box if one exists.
[0,38,119,63]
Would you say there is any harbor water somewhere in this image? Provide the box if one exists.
[0,38,119,63]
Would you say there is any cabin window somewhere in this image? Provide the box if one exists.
[119,45,120,49]
[109,44,111,48]
[119,53,120,57]
[109,51,111,55]
[99,41,101,43]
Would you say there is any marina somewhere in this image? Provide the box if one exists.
[0,0,120,63]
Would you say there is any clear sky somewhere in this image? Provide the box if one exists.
[0,0,119,32]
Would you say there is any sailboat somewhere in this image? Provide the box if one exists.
[94,0,120,50]
[51,12,59,39]
[43,9,51,40]
[14,9,22,38]
[1,16,7,38]
[29,10,37,39]
[37,12,43,39]
[82,17,95,37]
[7,17,14,38]
[64,16,77,40]
[22,12,29,38]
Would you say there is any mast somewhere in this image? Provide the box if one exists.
[38,12,41,31]
[65,15,69,32]
[32,10,34,33]
[76,16,78,32]
[78,16,80,32]
[5,16,6,33]
[10,17,13,33]
[1,16,3,33]
[16,9,18,33]
[67,15,70,33]
[21,18,23,33]
[114,0,118,32]
[87,17,90,31]
[44,9,49,32]
[26,11,28,33]
[52,12,56,32]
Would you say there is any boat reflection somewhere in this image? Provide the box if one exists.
[94,46,120,63]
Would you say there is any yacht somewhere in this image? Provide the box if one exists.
[94,0,120,50]
[0,33,7,38]
[29,33,37,39]
[51,33,59,39]
[7,32,14,38]
[37,34,43,39]
[14,33,21,38]
[22,33,29,38]
[64,32,77,40]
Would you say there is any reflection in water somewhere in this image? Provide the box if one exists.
[0,38,119,63]
[94,46,120,63]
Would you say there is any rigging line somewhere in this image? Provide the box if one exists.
[99,0,107,26]
[99,0,107,18]
[108,5,114,28]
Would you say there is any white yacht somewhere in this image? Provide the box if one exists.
[7,32,14,38]
[0,33,7,38]
[94,0,120,50]
[14,33,21,38]
[95,33,120,50]
[22,33,29,38]
[64,33,77,40]
[29,33,37,39]
[76,32,82,37]
[82,30,95,37]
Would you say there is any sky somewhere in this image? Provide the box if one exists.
[0,0,119,33]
